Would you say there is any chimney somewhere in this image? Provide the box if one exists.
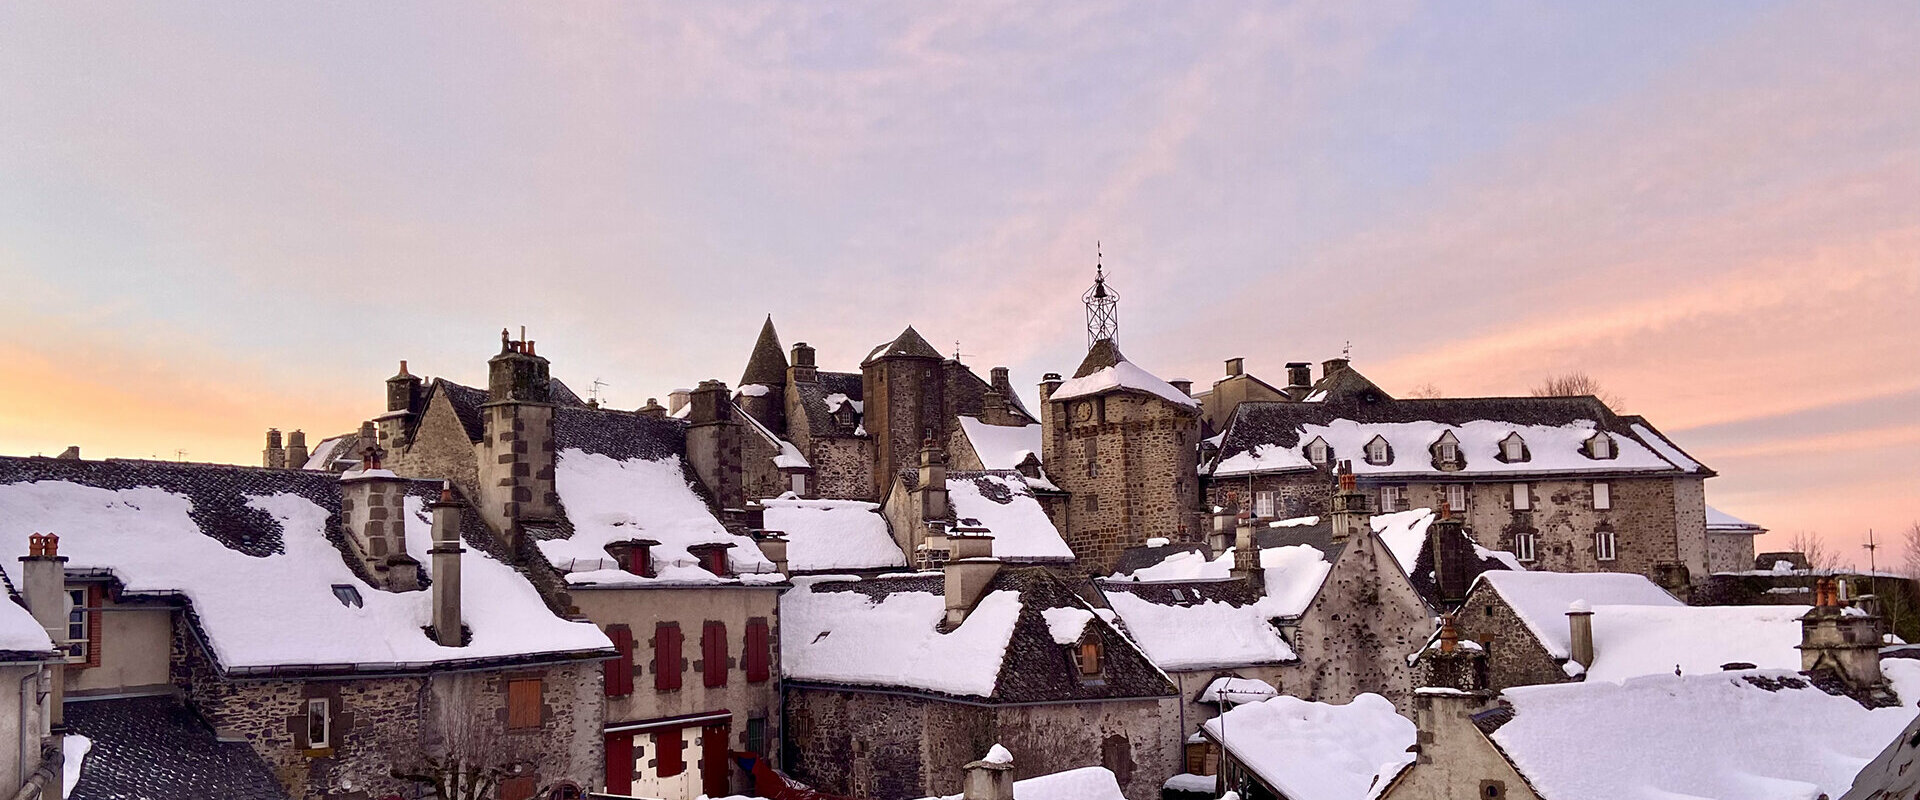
[339,443,420,591]
[1208,505,1235,555]
[429,482,467,646]
[479,329,560,537]
[1168,379,1193,397]
[943,530,1000,628]
[1798,576,1883,690]
[1428,506,1470,604]
[961,745,1015,800]
[382,360,427,451]
[668,389,692,416]
[1417,614,1489,693]
[790,343,818,384]
[918,437,949,521]
[55,446,80,460]
[1285,362,1312,393]
[1231,512,1259,585]
[687,380,730,425]
[1038,373,1063,405]
[1567,600,1595,670]
[1321,358,1350,380]
[20,533,68,727]
[1224,358,1245,378]
[263,428,287,469]
[284,430,309,470]
[754,530,789,576]
[1328,462,1370,543]
[637,398,667,418]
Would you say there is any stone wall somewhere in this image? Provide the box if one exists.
[1284,531,1428,711]
[1706,531,1757,576]
[1202,472,1330,522]
[1382,692,1540,800]
[809,437,876,501]
[0,662,48,794]
[391,391,482,499]
[1047,393,1202,573]
[1449,586,1567,692]
[864,356,948,501]
[477,401,560,536]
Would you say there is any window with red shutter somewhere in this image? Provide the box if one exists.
[703,621,728,688]
[655,622,682,691]
[605,733,634,795]
[604,624,634,697]
[656,727,684,777]
[745,618,770,683]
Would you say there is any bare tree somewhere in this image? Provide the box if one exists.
[1404,382,1444,399]
[1530,371,1624,410]
[1904,522,1920,582]
[392,685,567,800]
[1790,530,1842,572]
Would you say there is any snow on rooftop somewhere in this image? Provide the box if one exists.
[545,451,772,586]
[762,497,906,572]
[1216,419,1679,478]
[0,481,610,670]
[1199,676,1278,704]
[1114,548,1231,582]
[1583,604,1809,683]
[1371,508,1436,578]
[1630,422,1702,473]
[1706,505,1765,532]
[1203,693,1415,800]
[780,577,1022,697]
[1050,360,1200,408]
[1261,544,1334,618]
[736,405,810,470]
[957,416,1045,471]
[1474,571,1682,660]
[1041,605,1095,645]
[1491,665,1920,800]
[301,436,345,471]
[0,592,53,654]
[922,765,1128,800]
[1102,588,1295,670]
[948,474,1074,560]
[823,393,863,414]
[1212,443,1314,477]
[735,383,772,397]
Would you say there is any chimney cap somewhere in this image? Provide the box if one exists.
[1567,599,1592,614]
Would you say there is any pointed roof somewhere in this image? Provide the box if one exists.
[1304,359,1390,404]
[862,325,944,365]
[1073,338,1125,378]
[740,315,789,388]
[1052,338,1200,408]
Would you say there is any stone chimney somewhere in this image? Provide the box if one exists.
[1328,462,1371,543]
[790,343,818,384]
[1285,362,1312,394]
[263,428,286,469]
[1419,614,1489,693]
[1428,506,1471,605]
[918,437,949,521]
[284,430,309,470]
[961,745,1015,800]
[1208,505,1236,555]
[1038,373,1063,405]
[1411,616,1493,778]
[684,380,746,512]
[1168,379,1193,397]
[1567,600,1595,671]
[943,530,1000,628]
[668,389,692,416]
[636,398,667,418]
[429,482,466,646]
[20,533,68,728]
[1322,357,1351,379]
[479,329,560,539]
[989,367,1020,408]
[1230,512,1259,585]
[380,360,426,451]
[1225,357,1245,377]
[754,530,789,576]
[1799,577,1883,690]
[339,444,421,591]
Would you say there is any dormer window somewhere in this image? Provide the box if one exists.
[1587,433,1615,460]
[606,540,657,578]
[1364,435,1392,466]
[1073,633,1104,677]
[1433,431,1462,469]
[1499,433,1529,463]
[690,543,734,578]
[1305,437,1331,466]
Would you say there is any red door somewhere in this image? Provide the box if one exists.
[605,732,634,795]
[701,724,731,798]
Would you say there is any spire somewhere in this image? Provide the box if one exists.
[1083,243,1118,348]
[740,315,789,388]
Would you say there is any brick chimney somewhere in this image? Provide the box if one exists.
[20,533,68,728]
[918,437,949,521]
[284,430,309,470]
[961,745,1015,800]
[1798,577,1882,690]
[263,428,286,469]
[380,360,426,451]
[789,343,818,384]
[943,530,999,629]
[429,481,466,646]
[1567,600,1595,671]
[339,444,421,591]
[478,329,560,540]
[1328,462,1371,543]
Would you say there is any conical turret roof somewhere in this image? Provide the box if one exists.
[740,315,789,388]
[862,325,945,365]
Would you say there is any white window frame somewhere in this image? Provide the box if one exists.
[1306,438,1329,465]
[1514,532,1537,563]
[64,588,87,662]
[1445,484,1468,513]
[1438,440,1458,463]
[1254,491,1276,519]
[1592,482,1611,510]
[1502,434,1526,462]
[791,473,807,496]
[1379,485,1404,513]
[1366,437,1391,465]
[1511,483,1531,511]
[1595,530,1617,562]
[306,697,332,750]
[1590,434,1613,459]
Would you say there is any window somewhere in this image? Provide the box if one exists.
[330,584,363,608]
[1379,485,1404,513]
[1365,436,1391,465]
[744,618,771,683]
[1254,491,1276,519]
[306,698,332,750]
[1445,484,1468,514]
[1595,529,1617,561]
[791,473,807,496]
[609,542,653,577]
[507,678,543,729]
[1501,434,1527,462]
[1514,532,1537,563]
[702,621,729,688]
[1305,437,1330,465]
[656,727,684,777]
[745,716,768,756]
[1511,483,1531,511]
[1074,635,1104,676]
[604,624,634,697]
[1434,431,1461,467]
[1084,437,1099,477]
[65,588,89,662]
[696,547,731,578]
[1592,482,1611,510]
[655,622,683,690]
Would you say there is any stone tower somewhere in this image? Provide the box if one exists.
[739,315,788,436]
[379,360,426,452]
[861,326,948,499]
[477,328,560,541]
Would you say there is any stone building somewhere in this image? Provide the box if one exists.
[0,582,59,798]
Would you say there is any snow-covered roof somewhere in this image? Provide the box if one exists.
[948,473,1074,560]
[1051,360,1200,408]
[956,416,1044,471]
[735,401,810,469]
[0,458,611,673]
[0,595,54,657]
[1099,579,1296,670]
[1260,544,1334,618]
[1583,604,1809,682]
[542,451,777,586]
[1199,676,1278,705]
[1486,664,1920,800]
[1203,694,1416,800]
[1706,505,1766,534]
[1471,571,1682,660]
[1113,547,1231,582]
[920,765,1128,800]
[762,497,906,572]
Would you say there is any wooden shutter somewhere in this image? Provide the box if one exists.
[499,776,536,800]
[657,727,684,777]
[702,724,731,797]
[656,622,682,691]
[745,618,771,683]
[506,678,542,729]
[703,621,728,688]
[605,624,634,697]
[605,732,634,795]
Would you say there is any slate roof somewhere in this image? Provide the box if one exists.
[1073,338,1125,378]
[1111,542,1210,577]
[552,403,688,462]
[1305,361,1391,404]
[433,379,492,443]
[863,326,945,365]
[1405,524,1515,610]
[741,315,790,388]
[1256,519,1347,564]
[66,695,291,800]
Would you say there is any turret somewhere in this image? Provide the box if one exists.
[379,360,427,451]
[738,316,789,434]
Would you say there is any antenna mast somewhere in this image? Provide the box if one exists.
[1083,242,1119,347]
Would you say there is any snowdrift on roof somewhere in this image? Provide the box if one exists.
[763,497,906,571]
[1203,693,1415,800]
[957,417,1044,471]
[1474,571,1681,660]
[546,450,774,586]
[1051,361,1199,408]
[948,474,1074,560]
[1584,604,1808,682]
[1216,418,1676,477]
[0,593,53,655]
[781,577,1022,697]
[1103,588,1295,669]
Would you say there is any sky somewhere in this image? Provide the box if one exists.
[2,2,1914,567]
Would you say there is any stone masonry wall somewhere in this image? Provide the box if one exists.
[1706,531,1757,576]
[1049,394,1201,573]
[391,392,481,500]
[1202,471,1331,521]
[1449,586,1567,692]
[809,437,876,501]
[477,401,559,535]
[1286,531,1428,712]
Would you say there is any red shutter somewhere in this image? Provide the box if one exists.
[745,618,770,683]
[703,621,728,688]
[605,733,634,795]
[656,623,682,691]
[657,727,684,777]
[605,624,634,697]
[701,724,731,797]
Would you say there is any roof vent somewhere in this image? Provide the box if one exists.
[331,585,364,608]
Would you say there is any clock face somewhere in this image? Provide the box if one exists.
[1073,402,1094,422]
